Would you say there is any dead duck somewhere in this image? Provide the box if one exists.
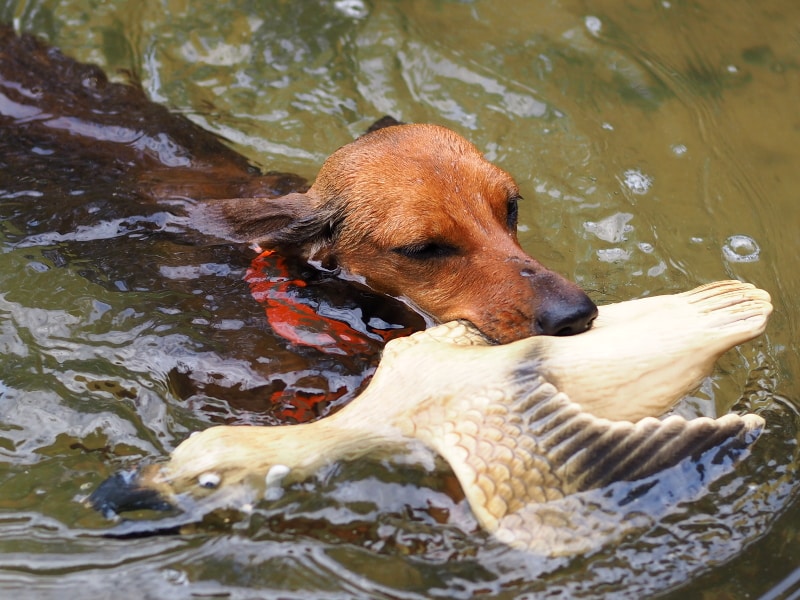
[90,280,772,555]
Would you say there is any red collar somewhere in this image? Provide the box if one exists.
[244,250,419,422]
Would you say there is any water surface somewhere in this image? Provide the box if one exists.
[0,0,798,598]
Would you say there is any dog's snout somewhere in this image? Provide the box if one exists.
[535,295,598,336]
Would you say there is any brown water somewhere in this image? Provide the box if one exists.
[1,0,799,598]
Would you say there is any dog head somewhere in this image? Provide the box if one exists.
[211,124,597,343]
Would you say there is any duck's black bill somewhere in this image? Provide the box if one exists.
[88,469,173,519]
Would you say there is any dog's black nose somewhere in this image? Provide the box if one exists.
[535,295,598,336]
[519,267,599,337]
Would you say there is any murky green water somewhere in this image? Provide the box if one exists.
[0,0,798,598]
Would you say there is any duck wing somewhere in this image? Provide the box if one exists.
[413,373,764,554]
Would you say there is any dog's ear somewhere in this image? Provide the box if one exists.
[191,191,340,249]
[364,115,404,134]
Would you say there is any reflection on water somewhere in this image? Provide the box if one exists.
[1,0,799,598]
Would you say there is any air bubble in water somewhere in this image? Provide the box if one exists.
[623,169,653,195]
[585,16,602,35]
[722,235,760,263]
[671,144,687,156]
[334,0,368,18]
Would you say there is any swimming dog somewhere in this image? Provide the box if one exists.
[0,25,596,349]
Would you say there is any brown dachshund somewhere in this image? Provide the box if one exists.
[195,122,598,343]
[1,25,596,346]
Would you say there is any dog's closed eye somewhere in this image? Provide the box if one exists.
[393,242,459,260]
[507,195,521,230]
